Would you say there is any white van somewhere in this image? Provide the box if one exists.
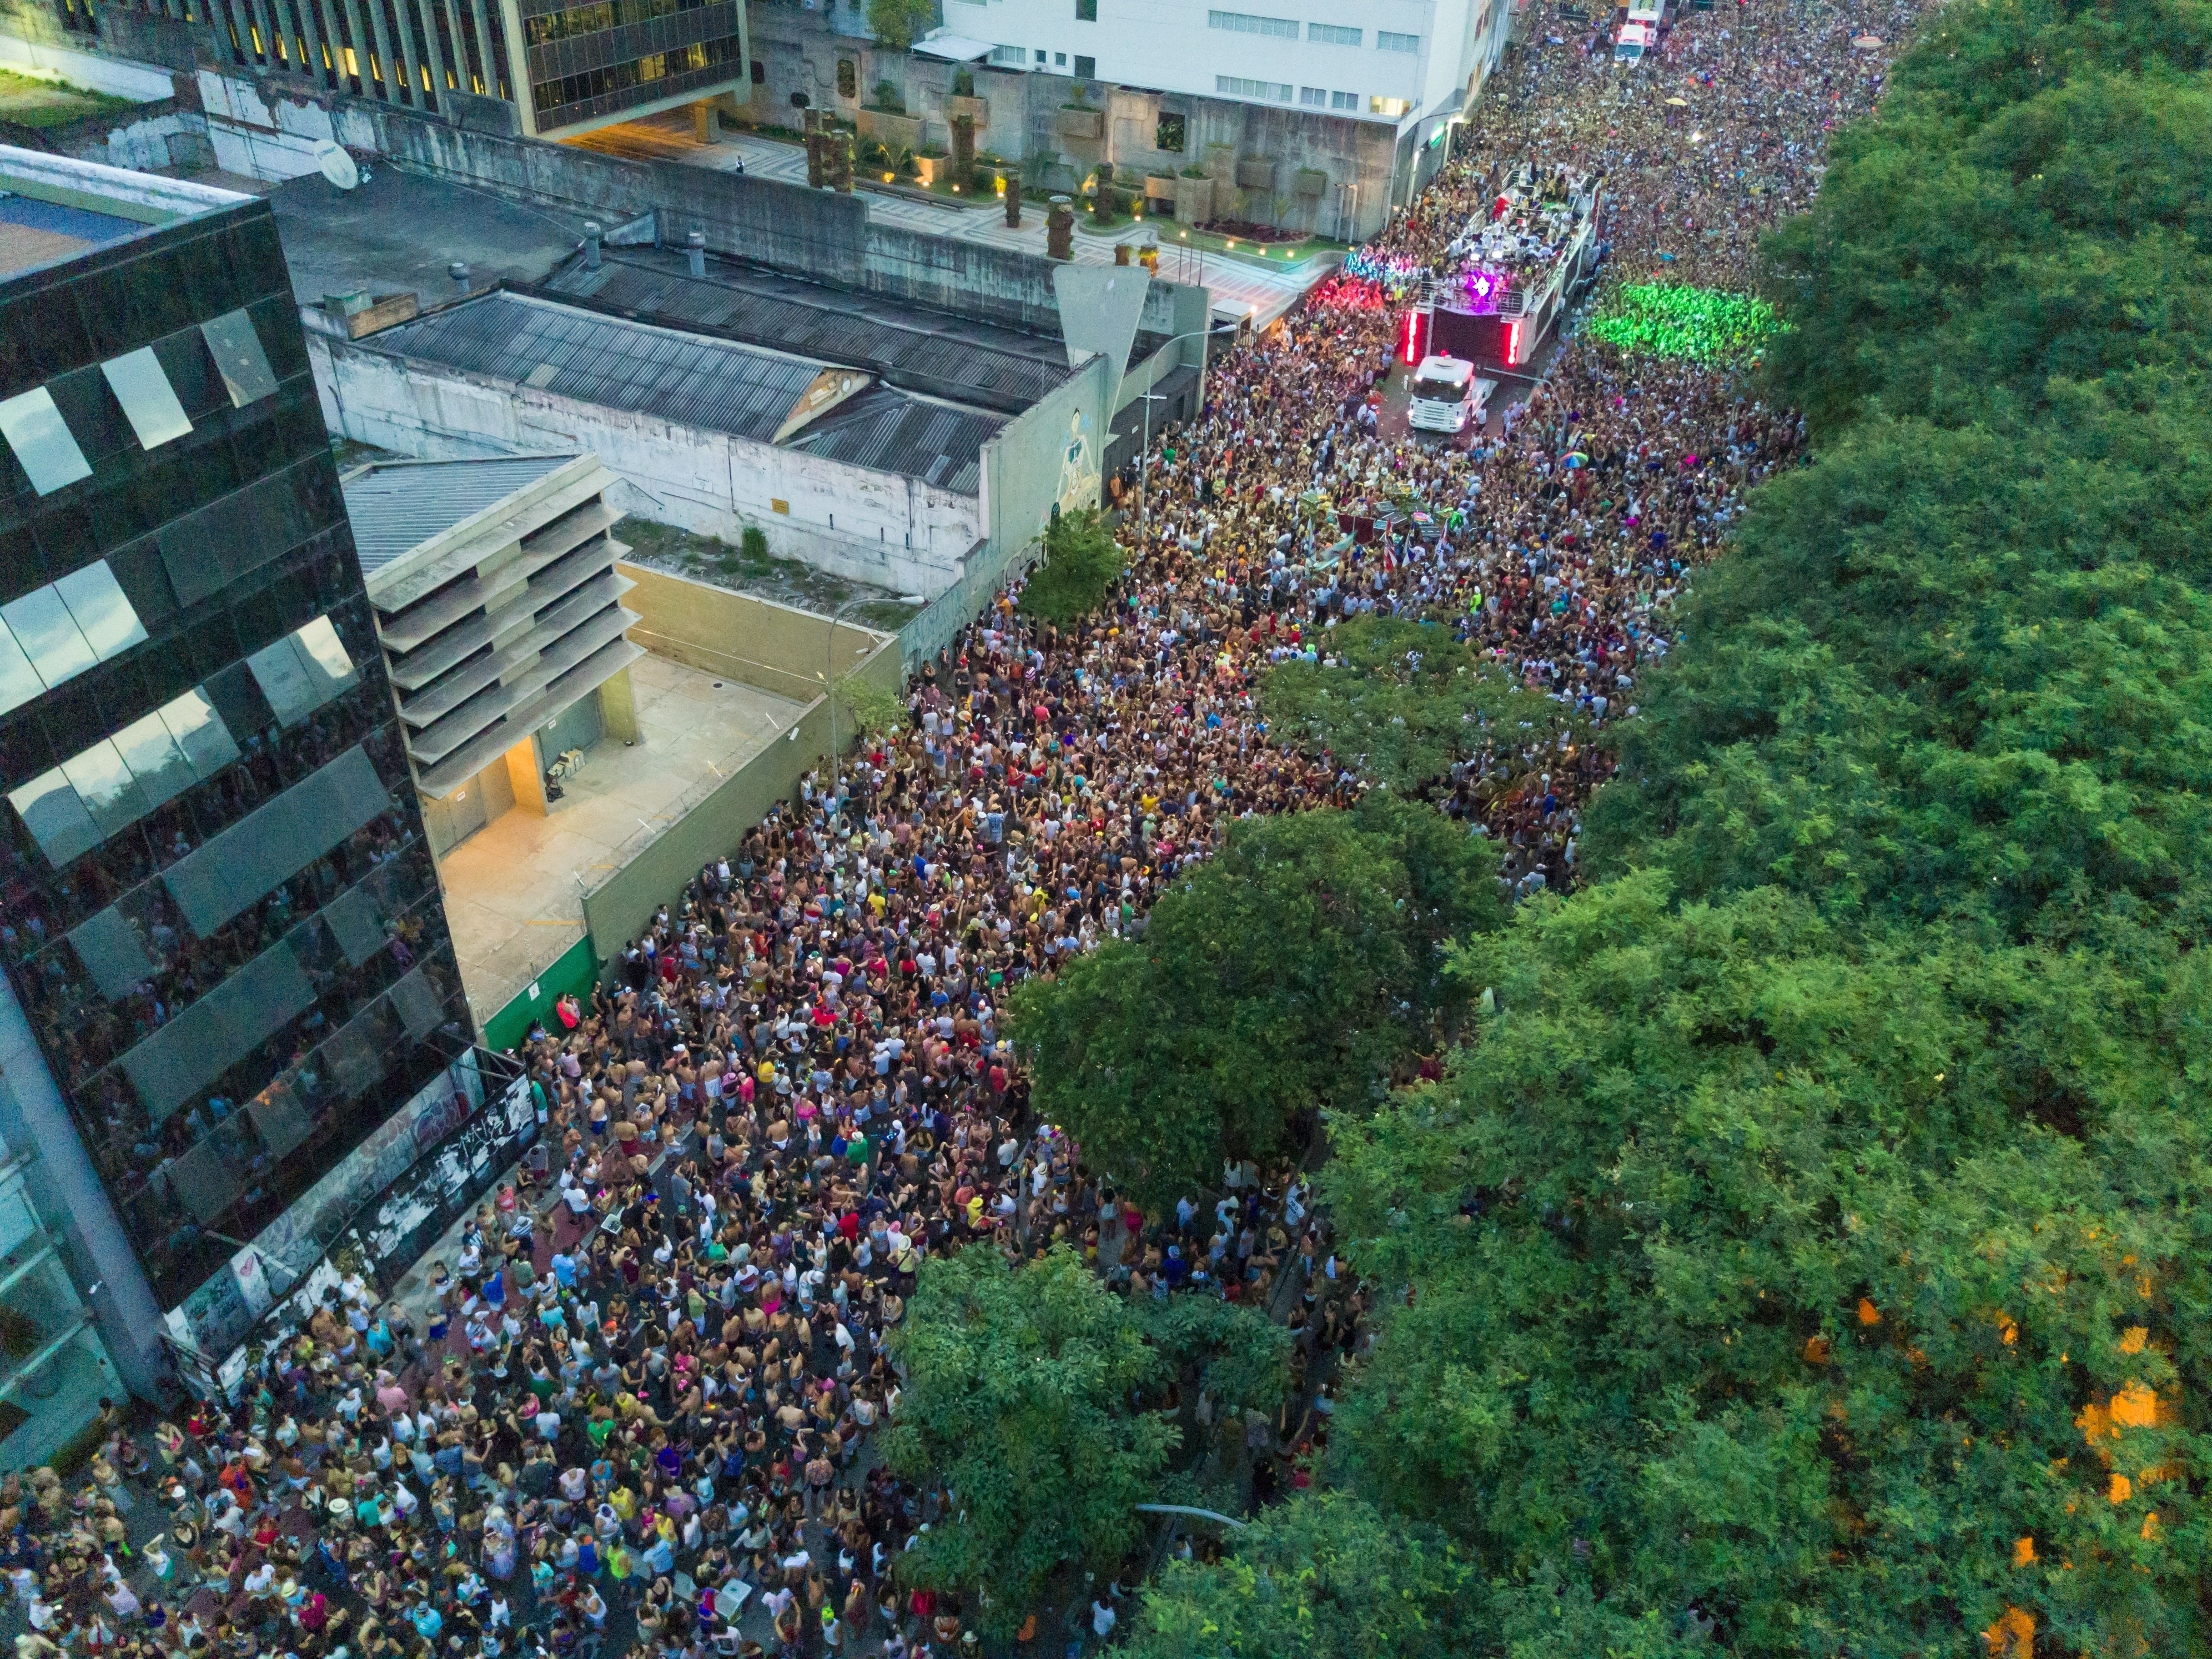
[1407,354,1482,435]
[1613,18,1655,59]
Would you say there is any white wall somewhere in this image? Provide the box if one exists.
[0,33,178,100]
[947,0,1452,124]
[310,335,980,597]
[195,69,381,181]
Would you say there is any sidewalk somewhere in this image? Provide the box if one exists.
[564,115,1331,326]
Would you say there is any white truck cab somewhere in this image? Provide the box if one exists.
[1407,354,1490,436]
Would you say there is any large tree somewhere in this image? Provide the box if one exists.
[1007,795,1499,1205]
[1019,507,1127,626]
[1258,616,1577,796]
[1323,877,2212,1655]
[882,1248,1177,1638]
[1122,1494,1482,1659]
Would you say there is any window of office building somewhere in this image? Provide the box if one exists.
[1299,85,1326,105]
[1309,21,1360,43]
[1370,94,1410,114]
[1332,88,1359,109]
[1076,0,1096,17]
[1073,53,1095,78]
[991,44,1026,64]
[1208,8,1298,37]
[1218,74,1293,100]
[1377,29,1420,49]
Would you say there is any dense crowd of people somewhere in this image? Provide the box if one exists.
[2,3,1942,1657]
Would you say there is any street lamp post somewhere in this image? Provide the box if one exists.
[1135,326,1217,570]
[826,592,923,821]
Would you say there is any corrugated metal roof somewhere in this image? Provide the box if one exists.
[367,294,820,442]
[539,250,1071,415]
[341,454,577,573]
[782,388,992,496]
[361,293,1002,494]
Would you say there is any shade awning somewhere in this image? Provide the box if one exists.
[912,33,995,61]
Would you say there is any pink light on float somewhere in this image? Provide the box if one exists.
[1460,266,1510,314]
[1400,306,1431,365]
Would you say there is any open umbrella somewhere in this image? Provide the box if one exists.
[1851,32,1883,47]
[1666,96,1689,106]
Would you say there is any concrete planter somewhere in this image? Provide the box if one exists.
[947,93,989,126]
[1057,105,1104,140]
[913,153,956,185]
[1235,155,1277,191]
[1173,173,1214,223]
[1293,166,1329,197]
[857,108,923,151]
[1143,173,1176,201]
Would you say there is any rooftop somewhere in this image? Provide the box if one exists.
[536,245,1075,415]
[535,243,1171,415]
[438,651,803,1020]
[340,453,581,576]
[0,144,252,278]
[267,163,593,312]
[358,290,1003,494]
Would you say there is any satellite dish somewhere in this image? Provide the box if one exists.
[315,140,360,191]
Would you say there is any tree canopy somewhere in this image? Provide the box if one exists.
[1258,616,1576,796]
[1018,507,1128,626]
[879,1246,1289,1637]
[1132,0,2212,1652]
[1326,876,2212,1652]
[1006,795,1499,1206]
[881,1248,1178,1637]
[1120,1494,1480,1659]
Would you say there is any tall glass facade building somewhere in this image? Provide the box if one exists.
[0,148,475,1396]
[49,0,750,142]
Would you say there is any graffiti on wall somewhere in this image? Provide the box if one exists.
[170,1055,489,1358]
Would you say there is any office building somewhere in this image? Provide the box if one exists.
[743,0,1514,238]
[0,1109,126,1466]
[0,145,479,1391]
[51,0,748,139]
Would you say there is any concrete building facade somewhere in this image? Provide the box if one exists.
[740,0,1516,237]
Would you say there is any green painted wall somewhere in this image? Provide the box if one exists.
[479,932,598,1052]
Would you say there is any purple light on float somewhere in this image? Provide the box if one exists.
[1460,266,1509,313]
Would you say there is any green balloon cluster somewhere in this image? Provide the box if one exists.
[1585,281,1780,364]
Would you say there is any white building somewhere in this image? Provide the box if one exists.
[924,0,1516,223]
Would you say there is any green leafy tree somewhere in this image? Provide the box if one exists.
[833,670,906,740]
[1018,506,1126,625]
[1580,411,2212,944]
[1138,1295,1291,1416]
[1008,796,1497,1205]
[1321,874,2212,1656]
[1259,616,1578,796]
[881,1247,1177,1638]
[1121,1494,1483,1659]
[863,0,934,54]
